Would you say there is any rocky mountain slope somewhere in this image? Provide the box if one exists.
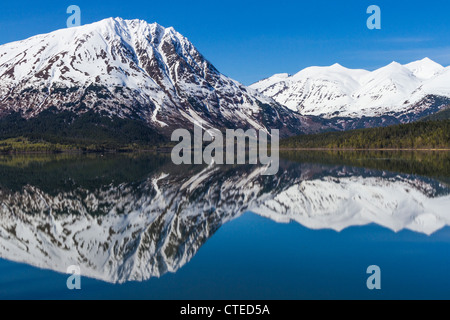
[0,18,329,138]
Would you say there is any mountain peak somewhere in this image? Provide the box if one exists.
[75,17,178,45]
[415,57,439,64]
[406,57,441,66]
[404,57,444,79]
[96,17,164,29]
[330,63,344,68]
[386,61,402,68]
[421,57,433,62]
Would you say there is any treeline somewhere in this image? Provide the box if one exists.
[0,108,169,152]
[280,150,450,182]
[280,120,450,149]
[0,153,171,194]
[419,107,450,122]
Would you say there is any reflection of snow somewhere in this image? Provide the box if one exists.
[0,164,448,284]
[152,173,169,196]
[251,176,450,235]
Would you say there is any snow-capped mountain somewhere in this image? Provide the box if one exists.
[404,58,444,80]
[0,158,448,283]
[412,65,450,98]
[0,17,327,137]
[251,58,450,120]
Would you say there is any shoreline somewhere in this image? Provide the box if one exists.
[278,148,450,151]
[1,147,449,155]
[0,147,175,155]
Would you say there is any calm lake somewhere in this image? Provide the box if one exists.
[0,151,448,300]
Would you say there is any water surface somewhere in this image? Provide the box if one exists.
[0,151,448,299]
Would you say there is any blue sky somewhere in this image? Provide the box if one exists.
[0,0,449,85]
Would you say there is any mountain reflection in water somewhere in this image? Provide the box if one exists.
[0,152,448,284]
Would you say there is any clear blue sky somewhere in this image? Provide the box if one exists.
[1,0,449,85]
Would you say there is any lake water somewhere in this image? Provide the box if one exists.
[0,151,448,300]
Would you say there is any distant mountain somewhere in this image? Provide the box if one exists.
[0,18,330,139]
[251,58,450,122]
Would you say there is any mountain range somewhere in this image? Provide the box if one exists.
[0,17,449,144]
[250,58,450,122]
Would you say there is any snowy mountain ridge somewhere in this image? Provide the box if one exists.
[251,58,450,119]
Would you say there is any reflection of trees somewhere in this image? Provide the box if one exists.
[0,153,447,283]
